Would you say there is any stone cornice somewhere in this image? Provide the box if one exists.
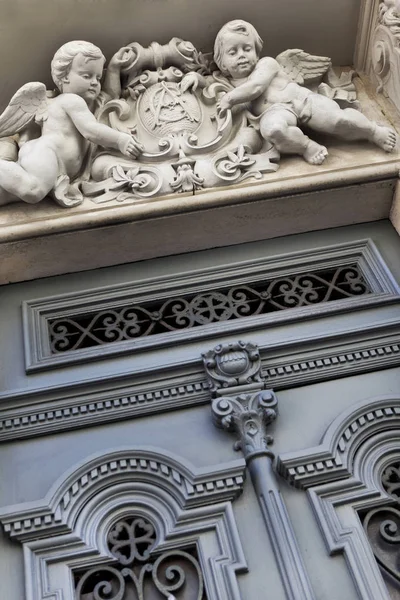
[2,318,400,443]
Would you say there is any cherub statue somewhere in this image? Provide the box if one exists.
[0,40,142,207]
[214,20,396,165]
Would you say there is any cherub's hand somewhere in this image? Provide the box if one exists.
[180,73,200,93]
[216,93,233,118]
[118,133,144,159]
[108,46,135,72]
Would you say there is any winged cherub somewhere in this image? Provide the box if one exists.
[0,40,143,207]
[214,20,397,165]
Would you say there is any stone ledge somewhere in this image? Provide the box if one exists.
[1,73,399,284]
[0,175,397,284]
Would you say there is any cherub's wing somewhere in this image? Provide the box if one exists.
[276,49,331,86]
[0,82,48,138]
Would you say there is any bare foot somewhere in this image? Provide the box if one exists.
[303,140,328,165]
[372,125,397,152]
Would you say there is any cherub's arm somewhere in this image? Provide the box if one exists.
[230,58,280,103]
[180,72,210,93]
[62,94,142,157]
[218,57,280,113]
[103,47,135,99]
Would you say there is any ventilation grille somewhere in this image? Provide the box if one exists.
[48,264,370,354]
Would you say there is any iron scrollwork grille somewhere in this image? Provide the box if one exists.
[49,264,371,354]
[74,516,206,600]
[360,461,400,599]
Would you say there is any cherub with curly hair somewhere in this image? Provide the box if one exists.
[0,40,142,206]
[214,20,396,165]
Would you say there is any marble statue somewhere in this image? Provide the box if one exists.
[0,23,396,208]
[213,20,396,165]
[0,41,142,207]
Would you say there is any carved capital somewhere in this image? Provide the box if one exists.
[212,390,278,461]
[203,341,278,461]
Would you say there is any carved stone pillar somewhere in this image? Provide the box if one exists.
[202,341,315,600]
[369,1,400,113]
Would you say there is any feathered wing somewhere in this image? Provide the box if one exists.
[0,82,48,138]
[275,49,331,86]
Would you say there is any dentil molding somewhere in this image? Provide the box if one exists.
[2,317,400,443]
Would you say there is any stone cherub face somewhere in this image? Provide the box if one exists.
[51,41,106,103]
[214,20,263,79]
[219,32,258,79]
[60,54,104,101]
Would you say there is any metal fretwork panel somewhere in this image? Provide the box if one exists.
[75,516,206,600]
[360,461,400,600]
[49,265,370,354]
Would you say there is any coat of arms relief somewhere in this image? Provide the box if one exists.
[0,20,396,208]
[83,35,281,205]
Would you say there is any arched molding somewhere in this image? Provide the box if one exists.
[277,395,400,488]
[0,446,247,600]
[278,396,400,600]
[0,445,245,541]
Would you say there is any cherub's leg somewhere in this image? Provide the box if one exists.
[0,141,58,205]
[307,95,397,152]
[260,109,328,165]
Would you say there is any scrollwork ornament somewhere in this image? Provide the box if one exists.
[382,462,400,499]
[48,266,370,354]
[371,18,400,111]
[152,550,204,600]
[212,145,264,184]
[75,566,126,600]
[81,164,163,204]
[372,26,393,92]
[75,515,206,600]
[380,1,400,38]
[362,506,400,584]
